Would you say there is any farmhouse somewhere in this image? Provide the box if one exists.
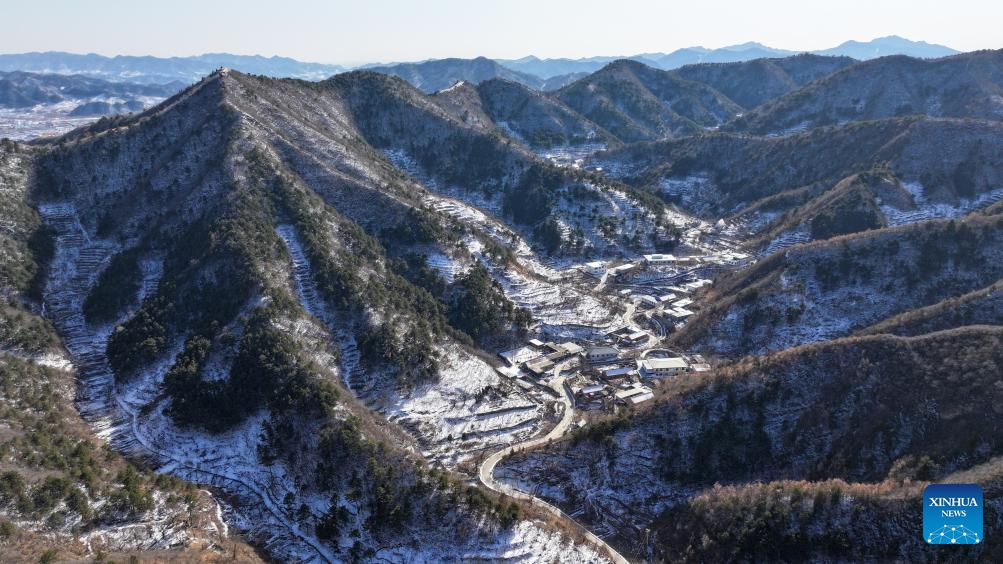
[621,330,648,345]
[609,263,638,279]
[525,357,555,376]
[602,366,634,379]
[582,261,606,278]
[638,295,659,308]
[585,346,620,364]
[498,346,538,366]
[640,357,688,378]
[542,341,584,361]
[672,297,694,308]
[614,383,653,405]
[668,308,695,320]
[643,253,677,265]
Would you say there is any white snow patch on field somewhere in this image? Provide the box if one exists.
[881,182,1003,227]
[38,204,340,562]
[377,520,609,563]
[424,250,465,283]
[388,346,543,465]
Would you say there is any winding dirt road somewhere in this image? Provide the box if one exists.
[479,362,630,564]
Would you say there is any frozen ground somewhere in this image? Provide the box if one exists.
[277,224,559,467]
[881,182,1003,227]
[39,205,344,561]
[416,183,620,336]
[375,520,609,563]
[496,421,698,557]
[387,346,546,466]
[0,96,165,140]
[36,203,606,561]
[758,182,1003,257]
[700,231,1003,355]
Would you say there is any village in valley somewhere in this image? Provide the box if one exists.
[493,248,748,417]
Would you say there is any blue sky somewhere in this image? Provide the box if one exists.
[2,0,998,65]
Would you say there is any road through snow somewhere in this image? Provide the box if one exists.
[478,362,631,564]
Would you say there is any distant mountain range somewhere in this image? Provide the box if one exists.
[726,49,1003,135]
[814,35,960,60]
[0,37,960,90]
[0,70,177,113]
[362,57,584,93]
[0,51,344,84]
[497,36,958,78]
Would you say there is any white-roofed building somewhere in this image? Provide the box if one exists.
[668,308,695,320]
[643,254,677,265]
[602,366,634,379]
[622,330,648,345]
[582,261,606,278]
[640,357,688,378]
[499,346,539,366]
[585,346,620,364]
[629,392,654,404]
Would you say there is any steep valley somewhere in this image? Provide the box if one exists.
[1,48,1003,562]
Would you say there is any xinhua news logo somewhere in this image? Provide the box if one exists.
[924,484,983,545]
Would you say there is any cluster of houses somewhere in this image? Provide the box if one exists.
[581,251,751,286]
[492,251,722,413]
[569,346,709,410]
[576,380,655,410]
[634,289,700,321]
[607,325,649,346]
[495,332,713,421]
[498,339,584,377]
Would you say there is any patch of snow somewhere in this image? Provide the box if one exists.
[881,182,1003,227]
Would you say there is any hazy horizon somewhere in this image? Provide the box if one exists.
[3,0,1001,66]
[0,34,971,67]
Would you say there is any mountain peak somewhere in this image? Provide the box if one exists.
[720,41,775,51]
[818,35,958,59]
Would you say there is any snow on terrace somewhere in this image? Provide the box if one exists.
[762,227,811,257]
[495,121,528,145]
[387,346,543,465]
[881,181,1003,227]
[766,120,811,138]
[495,419,689,545]
[378,520,609,563]
[37,206,347,561]
[418,188,617,333]
[111,351,341,563]
[539,142,608,169]
[277,224,550,466]
[424,249,465,283]
[658,174,721,217]
[274,225,612,557]
[275,224,374,396]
